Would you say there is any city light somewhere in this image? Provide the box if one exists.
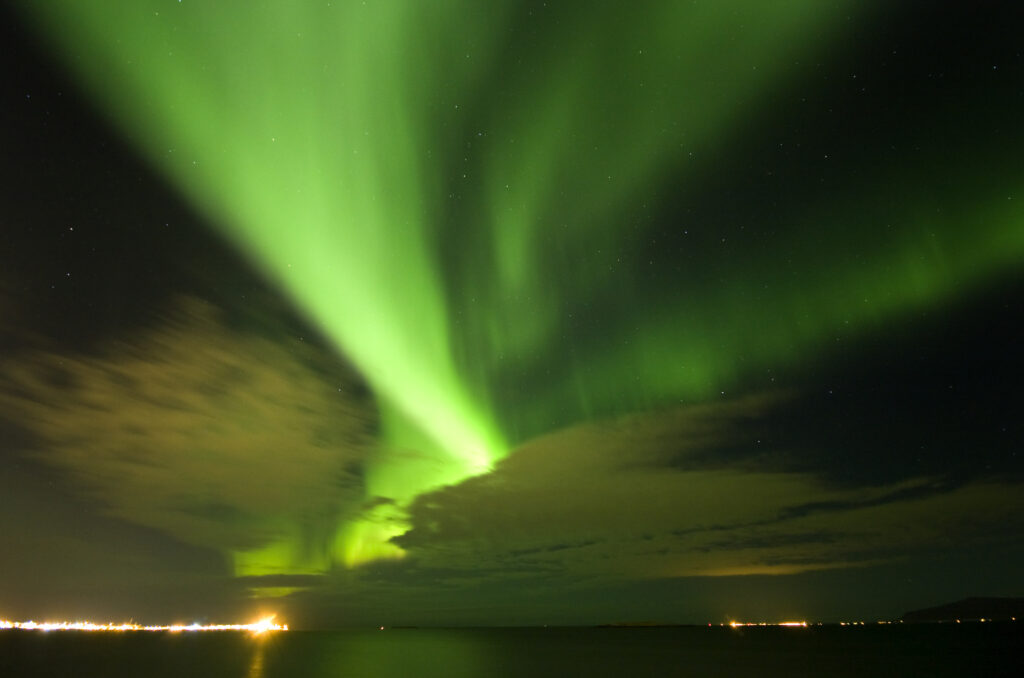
[0,616,286,634]
[728,621,809,628]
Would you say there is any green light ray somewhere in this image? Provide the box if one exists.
[17,1,1023,575]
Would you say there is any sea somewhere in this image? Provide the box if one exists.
[1,624,1020,677]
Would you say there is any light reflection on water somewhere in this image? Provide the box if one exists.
[246,642,265,678]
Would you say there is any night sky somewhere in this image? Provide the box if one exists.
[2,1,1022,628]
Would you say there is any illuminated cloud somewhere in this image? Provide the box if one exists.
[0,297,376,572]
[396,400,1024,583]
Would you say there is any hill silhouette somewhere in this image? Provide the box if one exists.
[901,597,1024,622]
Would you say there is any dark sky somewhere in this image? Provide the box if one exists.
[1,1,1022,628]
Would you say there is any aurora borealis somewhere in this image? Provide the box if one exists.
[2,1,1022,626]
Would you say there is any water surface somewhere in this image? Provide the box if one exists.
[1,625,1019,677]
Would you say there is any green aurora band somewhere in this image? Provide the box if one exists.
[17,1,1023,576]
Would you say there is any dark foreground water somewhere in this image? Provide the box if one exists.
[1,625,1020,677]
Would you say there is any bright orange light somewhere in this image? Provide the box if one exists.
[250,616,277,635]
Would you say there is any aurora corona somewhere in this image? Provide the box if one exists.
[14,0,1023,579]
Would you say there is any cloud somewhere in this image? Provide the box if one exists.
[395,397,1024,584]
[0,297,377,558]
[0,462,241,621]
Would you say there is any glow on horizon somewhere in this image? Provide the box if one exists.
[728,621,808,628]
[0,616,286,635]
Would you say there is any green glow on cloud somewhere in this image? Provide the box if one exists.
[18,1,1022,574]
